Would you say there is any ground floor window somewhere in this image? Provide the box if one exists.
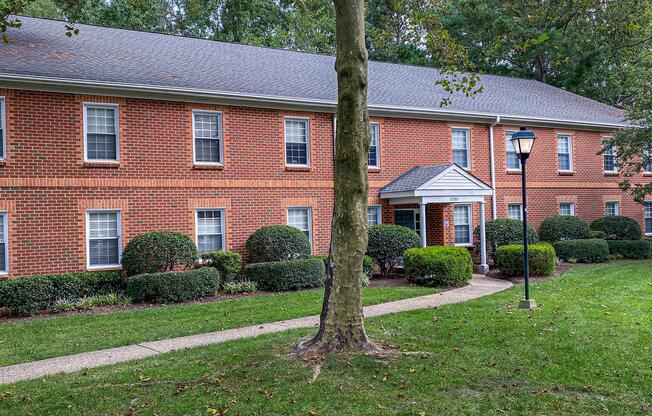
[605,201,620,217]
[367,206,382,226]
[559,202,575,216]
[507,203,523,221]
[645,202,652,235]
[0,213,7,273]
[454,204,472,245]
[87,210,121,268]
[196,209,225,254]
[288,207,312,246]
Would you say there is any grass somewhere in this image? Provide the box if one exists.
[1,261,650,415]
[0,285,438,367]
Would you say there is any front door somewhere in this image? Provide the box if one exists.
[394,209,420,235]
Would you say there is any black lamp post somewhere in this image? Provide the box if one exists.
[510,127,537,310]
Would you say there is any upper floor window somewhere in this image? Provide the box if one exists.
[505,131,521,170]
[605,201,620,216]
[196,209,225,254]
[285,118,310,166]
[507,203,523,221]
[557,134,573,172]
[559,202,575,216]
[288,207,312,247]
[603,144,617,173]
[193,111,223,164]
[84,104,119,162]
[0,212,7,273]
[452,128,471,168]
[367,206,382,226]
[645,202,652,235]
[0,97,5,160]
[368,123,380,168]
[87,210,121,268]
[454,204,472,245]
[644,148,652,173]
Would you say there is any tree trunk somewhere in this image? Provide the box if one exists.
[297,0,374,353]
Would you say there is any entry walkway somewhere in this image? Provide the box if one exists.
[0,275,511,385]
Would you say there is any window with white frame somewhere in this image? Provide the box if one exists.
[367,206,382,226]
[557,134,573,171]
[285,118,309,166]
[603,144,617,173]
[454,204,472,245]
[507,203,523,221]
[505,131,521,170]
[605,201,620,216]
[87,210,121,267]
[0,97,5,160]
[84,104,118,161]
[193,111,222,164]
[645,202,652,235]
[368,123,380,168]
[644,148,652,173]
[452,128,471,168]
[0,212,7,273]
[559,202,575,216]
[196,209,225,254]
[288,207,312,245]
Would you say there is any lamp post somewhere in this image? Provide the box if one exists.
[510,127,537,310]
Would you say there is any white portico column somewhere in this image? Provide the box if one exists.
[419,202,427,247]
[478,200,489,274]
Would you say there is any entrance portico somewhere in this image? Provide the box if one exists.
[380,164,493,274]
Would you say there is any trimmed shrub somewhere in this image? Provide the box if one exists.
[590,216,642,240]
[539,216,590,242]
[222,280,257,294]
[607,240,652,259]
[552,239,609,263]
[496,244,557,277]
[474,218,539,262]
[403,246,472,287]
[246,225,311,263]
[127,268,221,303]
[201,251,242,282]
[0,271,125,316]
[367,224,421,276]
[244,258,325,291]
[121,231,198,277]
[313,254,374,279]
[589,230,607,239]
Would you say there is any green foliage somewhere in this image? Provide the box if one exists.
[474,218,539,262]
[51,293,131,312]
[201,251,242,283]
[312,254,374,280]
[367,224,421,277]
[221,280,257,295]
[127,268,221,303]
[539,215,590,242]
[403,246,472,287]
[590,216,642,240]
[121,231,198,277]
[246,225,311,263]
[589,230,607,239]
[552,239,609,263]
[496,244,557,278]
[244,258,325,292]
[0,271,125,316]
[607,240,652,260]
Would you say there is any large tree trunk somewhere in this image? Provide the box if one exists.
[297,0,374,353]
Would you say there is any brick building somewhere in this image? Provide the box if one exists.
[0,17,650,278]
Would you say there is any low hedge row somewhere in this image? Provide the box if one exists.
[127,268,221,303]
[0,271,125,316]
[201,250,242,282]
[606,240,652,259]
[552,239,609,263]
[496,243,557,277]
[244,258,325,291]
[403,246,472,287]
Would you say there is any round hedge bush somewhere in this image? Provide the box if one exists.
[474,218,539,262]
[590,216,642,240]
[552,239,609,263]
[367,224,421,276]
[246,225,311,263]
[607,240,652,259]
[122,231,198,277]
[244,258,325,291]
[495,243,557,277]
[403,246,472,287]
[539,215,590,242]
[200,250,242,283]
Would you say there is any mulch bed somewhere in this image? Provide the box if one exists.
[487,261,580,284]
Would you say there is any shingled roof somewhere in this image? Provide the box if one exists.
[381,165,453,193]
[0,16,626,128]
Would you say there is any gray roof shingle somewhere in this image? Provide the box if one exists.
[380,165,452,193]
[0,16,626,126]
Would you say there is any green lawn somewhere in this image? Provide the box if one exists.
[2,261,651,415]
[0,285,438,367]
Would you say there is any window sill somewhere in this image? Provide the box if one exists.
[193,163,224,170]
[87,265,122,271]
[455,243,474,248]
[285,165,311,172]
[643,172,652,177]
[368,167,381,173]
[0,160,5,167]
[506,169,522,175]
[83,161,120,168]
[558,171,575,176]
[603,171,619,176]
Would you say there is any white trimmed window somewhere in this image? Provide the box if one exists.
[645,202,652,235]
[454,204,472,245]
[87,210,121,268]
[84,104,119,162]
[0,212,7,273]
[196,209,225,254]
[605,201,620,217]
[557,134,573,172]
[368,123,380,168]
[452,128,471,168]
[193,111,223,164]
[287,207,312,245]
[285,118,310,166]
[559,202,575,216]
[644,148,652,173]
[507,203,523,221]
[367,206,382,226]
[0,97,5,160]
[603,144,617,173]
[505,131,521,170]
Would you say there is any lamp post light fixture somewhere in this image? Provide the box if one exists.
[510,127,537,310]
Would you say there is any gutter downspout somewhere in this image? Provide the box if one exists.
[489,116,501,220]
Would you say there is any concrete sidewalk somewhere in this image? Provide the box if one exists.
[0,275,511,385]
